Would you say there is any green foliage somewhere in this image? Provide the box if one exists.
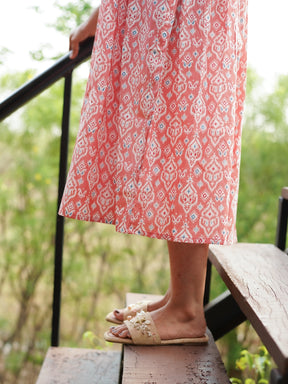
[31,0,93,38]
[237,68,288,244]
[4,350,26,376]
[29,0,94,61]
[83,331,105,349]
[0,70,36,93]
[231,346,271,384]
[0,47,12,65]
[260,75,288,141]
[52,0,94,34]
[0,68,88,382]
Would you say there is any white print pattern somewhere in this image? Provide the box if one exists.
[59,0,248,244]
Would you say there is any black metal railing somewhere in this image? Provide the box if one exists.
[276,187,288,252]
[0,37,94,347]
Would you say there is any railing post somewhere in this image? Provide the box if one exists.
[51,72,72,346]
[204,259,212,305]
[270,369,288,384]
[275,187,288,252]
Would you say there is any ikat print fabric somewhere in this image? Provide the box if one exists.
[59,0,248,244]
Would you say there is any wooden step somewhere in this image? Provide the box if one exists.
[122,293,230,383]
[36,347,121,384]
[209,243,288,376]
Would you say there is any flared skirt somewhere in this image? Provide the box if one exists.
[59,0,248,244]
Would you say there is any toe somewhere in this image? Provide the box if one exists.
[113,309,124,321]
[110,324,124,336]
[110,324,131,339]
[119,329,130,338]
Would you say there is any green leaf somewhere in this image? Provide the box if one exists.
[230,378,242,384]
[245,379,256,384]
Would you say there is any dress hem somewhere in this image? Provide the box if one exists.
[58,210,237,246]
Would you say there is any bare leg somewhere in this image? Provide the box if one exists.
[110,241,208,340]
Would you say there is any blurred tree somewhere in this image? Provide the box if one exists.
[237,69,288,243]
[0,70,88,382]
[52,0,94,34]
[30,0,94,61]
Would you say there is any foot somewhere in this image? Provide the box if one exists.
[109,301,207,341]
[112,289,170,323]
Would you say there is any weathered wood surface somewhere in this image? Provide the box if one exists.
[122,293,230,384]
[209,243,288,375]
[36,347,121,384]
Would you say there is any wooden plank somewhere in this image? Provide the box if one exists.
[209,243,288,375]
[36,347,121,384]
[122,293,230,384]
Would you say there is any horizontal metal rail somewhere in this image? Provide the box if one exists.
[0,37,94,121]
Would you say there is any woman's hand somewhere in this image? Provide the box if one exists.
[69,7,99,59]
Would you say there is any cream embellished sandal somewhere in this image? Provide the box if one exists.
[104,311,209,345]
[105,301,152,324]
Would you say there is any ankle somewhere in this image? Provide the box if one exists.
[148,294,169,312]
[166,301,203,322]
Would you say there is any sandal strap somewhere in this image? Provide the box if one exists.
[124,311,161,345]
[123,301,150,320]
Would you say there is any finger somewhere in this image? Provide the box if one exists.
[69,45,79,59]
[69,33,79,59]
[69,38,79,59]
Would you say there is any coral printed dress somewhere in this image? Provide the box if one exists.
[59,0,248,244]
